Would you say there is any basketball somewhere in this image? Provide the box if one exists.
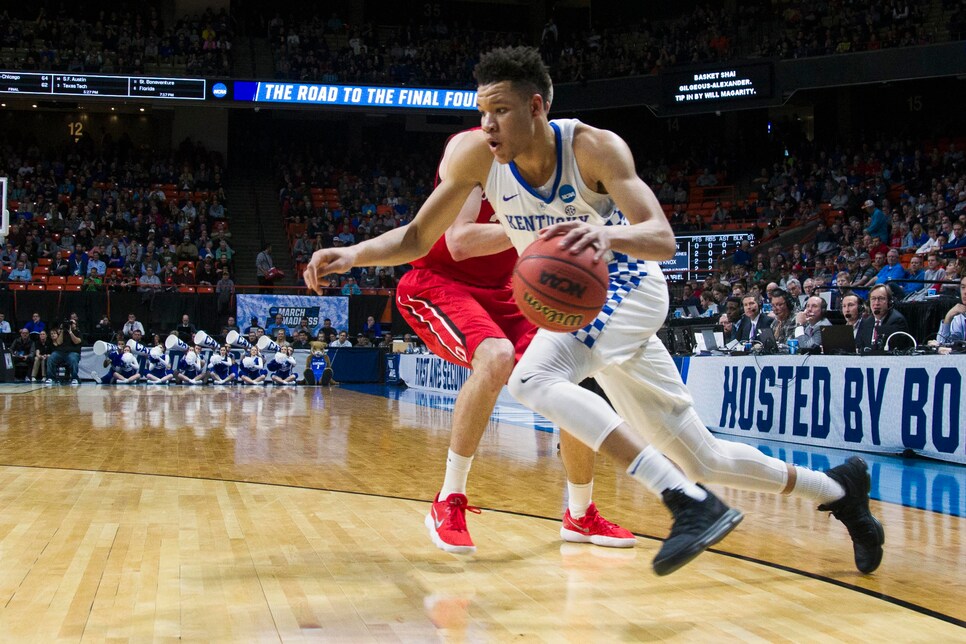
[512,236,610,332]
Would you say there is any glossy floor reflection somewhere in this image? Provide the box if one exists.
[0,384,963,640]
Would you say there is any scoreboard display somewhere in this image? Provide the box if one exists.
[660,232,754,282]
[659,62,776,115]
[0,71,206,100]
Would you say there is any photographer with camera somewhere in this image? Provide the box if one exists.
[47,317,83,384]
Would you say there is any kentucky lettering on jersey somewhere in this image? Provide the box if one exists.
[503,213,591,231]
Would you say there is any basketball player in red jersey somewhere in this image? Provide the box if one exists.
[396,129,634,554]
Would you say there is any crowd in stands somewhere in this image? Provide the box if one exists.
[0,136,235,295]
[754,0,934,59]
[275,136,441,290]
[0,2,958,88]
[666,129,966,349]
[265,1,959,87]
[0,5,233,77]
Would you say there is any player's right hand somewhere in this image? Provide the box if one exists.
[304,248,354,294]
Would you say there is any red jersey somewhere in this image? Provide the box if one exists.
[409,129,518,288]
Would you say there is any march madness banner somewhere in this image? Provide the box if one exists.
[680,355,965,465]
[236,295,348,336]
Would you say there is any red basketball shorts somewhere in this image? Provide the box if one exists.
[396,269,536,369]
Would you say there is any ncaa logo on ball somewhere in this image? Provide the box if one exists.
[540,270,585,298]
[559,184,576,203]
[212,83,228,98]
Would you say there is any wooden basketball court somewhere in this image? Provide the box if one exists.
[0,384,962,640]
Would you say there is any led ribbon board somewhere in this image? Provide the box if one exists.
[230,81,477,110]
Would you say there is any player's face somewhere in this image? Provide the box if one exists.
[477,82,542,164]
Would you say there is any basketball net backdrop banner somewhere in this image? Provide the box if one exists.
[236,295,348,336]
[678,354,965,465]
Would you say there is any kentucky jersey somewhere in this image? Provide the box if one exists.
[485,118,661,347]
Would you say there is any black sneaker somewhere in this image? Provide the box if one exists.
[818,456,884,574]
[653,485,743,576]
[319,367,333,386]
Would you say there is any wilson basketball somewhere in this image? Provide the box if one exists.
[512,236,610,332]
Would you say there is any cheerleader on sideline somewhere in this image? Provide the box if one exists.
[145,346,174,384]
[208,345,236,384]
[268,345,298,385]
[239,346,266,385]
[91,338,126,383]
[177,345,207,385]
[113,345,142,384]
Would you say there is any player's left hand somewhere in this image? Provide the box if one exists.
[539,221,611,262]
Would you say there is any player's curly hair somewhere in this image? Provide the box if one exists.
[475,46,553,106]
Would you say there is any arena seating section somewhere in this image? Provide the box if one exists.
[266,1,963,86]
[1,2,964,331]
[0,6,232,77]
[1,140,232,294]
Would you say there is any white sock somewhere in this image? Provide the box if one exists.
[792,466,845,505]
[567,481,593,519]
[439,449,473,498]
[627,446,707,502]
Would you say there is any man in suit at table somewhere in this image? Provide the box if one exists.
[735,294,766,342]
[856,284,909,352]
[841,293,869,341]
[793,296,833,351]
[722,296,743,343]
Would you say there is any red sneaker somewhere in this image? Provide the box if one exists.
[425,493,481,554]
[560,503,636,548]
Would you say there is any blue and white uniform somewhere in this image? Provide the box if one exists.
[267,353,297,382]
[494,119,792,496]
[239,355,264,381]
[487,119,662,356]
[179,353,205,381]
[208,354,235,382]
[489,119,697,451]
[98,349,125,383]
[116,353,141,382]
[146,353,172,379]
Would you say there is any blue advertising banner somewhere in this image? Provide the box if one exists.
[236,295,348,336]
[232,81,477,110]
[680,355,966,465]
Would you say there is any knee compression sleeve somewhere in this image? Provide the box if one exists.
[508,371,623,452]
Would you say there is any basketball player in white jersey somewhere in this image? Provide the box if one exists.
[306,46,883,576]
